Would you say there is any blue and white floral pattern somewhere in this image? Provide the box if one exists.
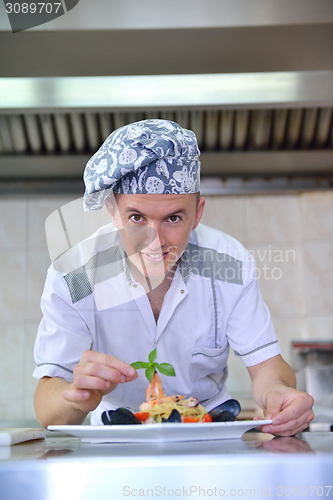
[83,119,201,211]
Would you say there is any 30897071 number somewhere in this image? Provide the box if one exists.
[276,485,332,496]
[5,3,62,14]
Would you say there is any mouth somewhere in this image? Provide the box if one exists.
[141,252,167,263]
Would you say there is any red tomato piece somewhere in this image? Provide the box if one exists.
[183,416,200,423]
[202,413,213,422]
[134,412,150,421]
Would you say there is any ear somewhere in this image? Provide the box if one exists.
[105,197,117,224]
[192,197,205,230]
[105,195,124,230]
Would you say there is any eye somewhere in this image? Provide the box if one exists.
[130,214,143,222]
[168,215,180,223]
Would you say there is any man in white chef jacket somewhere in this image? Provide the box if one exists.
[33,119,314,435]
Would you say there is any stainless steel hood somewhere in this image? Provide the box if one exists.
[0,72,332,190]
[0,0,332,194]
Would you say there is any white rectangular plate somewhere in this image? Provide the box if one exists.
[48,420,272,444]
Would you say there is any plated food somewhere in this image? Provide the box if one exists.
[101,370,241,426]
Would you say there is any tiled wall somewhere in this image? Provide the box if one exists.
[0,191,332,420]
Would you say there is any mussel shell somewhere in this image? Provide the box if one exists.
[214,410,236,422]
[208,399,241,422]
[162,409,182,423]
[101,408,141,425]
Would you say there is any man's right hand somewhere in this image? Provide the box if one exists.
[62,350,138,413]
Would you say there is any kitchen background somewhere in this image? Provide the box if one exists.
[0,190,333,421]
[0,0,333,423]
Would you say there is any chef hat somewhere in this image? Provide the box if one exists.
[83,119,201,211]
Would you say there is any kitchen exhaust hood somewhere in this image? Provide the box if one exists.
[0,71,332,194]
[0,0,332,194]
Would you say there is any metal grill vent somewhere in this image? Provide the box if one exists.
[0,108,332,156]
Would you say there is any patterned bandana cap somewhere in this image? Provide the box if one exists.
[83,119,201,211]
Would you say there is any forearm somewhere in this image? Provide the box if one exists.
[247,355,296,409]
[34,376,88,428]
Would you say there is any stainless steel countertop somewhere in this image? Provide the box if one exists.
[1,432,333,500]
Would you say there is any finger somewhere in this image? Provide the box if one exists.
[75,362,127,387]
[74,370,126,391]
[63,388,91,403]
[81,350,137,380]
[271,395,314,426]
[77,354,138,385]
[261,408,314,436]
[263,404,281,421]
[271,408,315,432]
[255,423,273,433]
[269,422,310,437]
[263,390,284,420]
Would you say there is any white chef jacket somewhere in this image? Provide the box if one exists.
[33,222,281,425]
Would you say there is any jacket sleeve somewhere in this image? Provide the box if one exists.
[33,265,93,383]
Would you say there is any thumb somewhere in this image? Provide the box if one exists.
[63,387,91,403]
[263,392,283,421]
[264,406,280,421]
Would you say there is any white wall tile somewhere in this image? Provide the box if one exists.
[306,315,333,340]
[24,323,40,400]
[23,398,38,420]
[0,400,24,420]
[200,195,246,243]
[60,198,111,247]
[271,317,308,367]
[303,242,333,313]
[0,197,27,249]
[0,251,26,322]
[27,195,76,249]
[25,251,51,321]
[250,244,306,316]
[0,325,24,400]
[301,191,333,240]
[246,194,302,244]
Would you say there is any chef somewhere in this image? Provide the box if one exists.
[33,119,314,435]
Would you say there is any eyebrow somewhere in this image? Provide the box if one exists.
[124,207,188,217]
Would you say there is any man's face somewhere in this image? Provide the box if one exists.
[106,193,205,281]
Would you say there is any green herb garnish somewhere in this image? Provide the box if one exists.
[131,349,176,383]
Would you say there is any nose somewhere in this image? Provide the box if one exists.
[145,221,165,251]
